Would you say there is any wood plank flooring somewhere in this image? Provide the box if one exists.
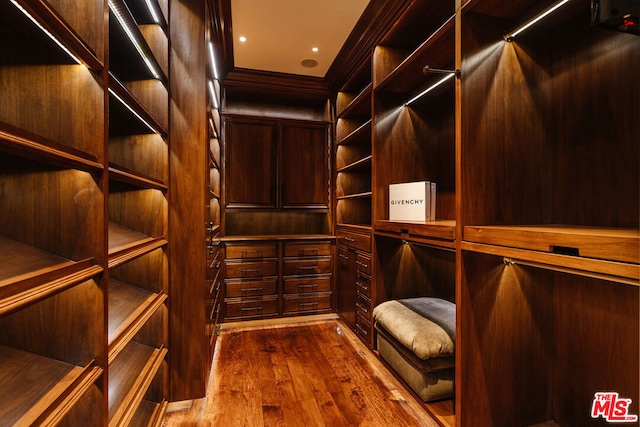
[163,319,449,427]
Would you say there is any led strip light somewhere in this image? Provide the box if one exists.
[143,0,161,24]
[109,0,161,79]
[404,73,455,106]
[109,87,159,134]
[504,0,571,41]
[9,0,81,64]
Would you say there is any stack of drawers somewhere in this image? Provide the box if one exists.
[224,241,279,319]
[206,237,223,356]
[223,238,334,320]
[354,251,372,343]
[283,240,332,314]
[336,228,373,346]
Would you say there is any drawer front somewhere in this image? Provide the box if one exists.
[208,301,222,322]
[284,241,332,257]
[355,252,371,275]
[225,260,278,278]
[283,257,331,276]
[225,298,278,319]
[283,294,332,314]
[355,311,372,343]
[225,242,278,259]
[209,279,222,300]
[225,278,278,298]
[355,292,372,319]
[355,273,372,298]
[283,275,331,294]
[337,230,371,252]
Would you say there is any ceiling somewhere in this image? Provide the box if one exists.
[230,0,370,78]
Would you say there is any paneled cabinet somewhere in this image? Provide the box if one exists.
[224,117,278,208]
[224,116,330,210]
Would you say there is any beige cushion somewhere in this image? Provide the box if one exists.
[372,299,455,360]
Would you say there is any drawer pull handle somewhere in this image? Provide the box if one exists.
[298,266,318,271]
[241,306,263,311]
[298,302,319,307]
[241,249,263,257]
[356,324,369,335]
[299,248,319,256]
[356,302,368,313]
[298,284,319,289]
[241,287,263,292]
[210,281,221,294]
[356,261,368,268]
[339,254,349,260]
[241,268,263,276]
[344,237,355,243]
[356,282,369,291]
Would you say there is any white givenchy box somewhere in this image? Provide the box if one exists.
[389,181,435,222]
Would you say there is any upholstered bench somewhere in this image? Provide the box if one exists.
[372,297,455,402]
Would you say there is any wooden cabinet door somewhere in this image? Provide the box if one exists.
[281,122,329,208]
[225,118,278,208]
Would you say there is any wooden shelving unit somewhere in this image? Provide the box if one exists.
[457,0,639,424]
[335,58,373,229]
[206,2,223,369]
[107,0,169,423]
[0,0,107,424]
[2,0,211,422]
[334,0,639,425]
[365,2,458,418]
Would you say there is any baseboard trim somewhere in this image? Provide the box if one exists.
[220,313,339,332]
[166,400,194,413]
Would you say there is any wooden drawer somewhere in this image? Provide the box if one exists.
[283,257,331,276]
[355,273,371,298]
[225,278,278,298]
[225,297,278,319]
[283,293,332,314]
[355,292,372,319]
[355,311,372,343]
[209,279,222,300]
[337,230,371,252]
[208,301,222,322]
[284,240,332,257]
[225,242,278,259]
[283,275,331,294]
[225,260,278,278]
[210,250,222,270]
[355,252,371,275]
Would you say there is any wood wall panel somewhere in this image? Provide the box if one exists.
[168,0,208,401]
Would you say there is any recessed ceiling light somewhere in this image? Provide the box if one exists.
[239,36,247,42]
[312,47,318,52]
[301,59,318,68]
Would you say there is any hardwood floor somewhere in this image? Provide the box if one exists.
[163,318,450,427]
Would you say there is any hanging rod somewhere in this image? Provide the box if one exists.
[423,65,461,78]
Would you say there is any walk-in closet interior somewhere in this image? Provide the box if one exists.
[0,0,637,425]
